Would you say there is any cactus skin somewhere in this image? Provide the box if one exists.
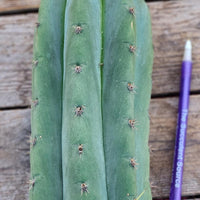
[103,0,153,199]
[31,0,153,199]
[30,0,66,199]
[62,0,107,199]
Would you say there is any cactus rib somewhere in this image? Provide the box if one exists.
[102,0,153,199]
[30,0,66,199]
[61,0,107,199]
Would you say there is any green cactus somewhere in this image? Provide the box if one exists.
[30,0,153,199]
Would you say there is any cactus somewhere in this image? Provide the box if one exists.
[30,0,153,200]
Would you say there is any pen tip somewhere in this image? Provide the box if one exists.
[183,40,192,61]
[185,40,192,50]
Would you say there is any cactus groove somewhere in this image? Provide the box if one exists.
[31,0,153,199]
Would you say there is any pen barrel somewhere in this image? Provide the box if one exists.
[170,61,192,200]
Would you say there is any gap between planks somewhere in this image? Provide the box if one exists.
[0,0,170,14]
[0,0,40,14]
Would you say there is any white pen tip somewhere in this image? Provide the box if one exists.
[185,40,192,50]
[183,40,192,61]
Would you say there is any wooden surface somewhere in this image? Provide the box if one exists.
[0,0,200,199]
[0,109,30,200]
[149,0,200,95]
[0,14,33,108]
[0,0,40,14]
[149,96,200,198]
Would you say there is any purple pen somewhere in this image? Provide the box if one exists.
[170,40,192,200]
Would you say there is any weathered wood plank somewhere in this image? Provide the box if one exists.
[0,96,200,199]
[184,199,200,200]
[1,0,200,108]
[149,95,200,198]
[0,0,40,14]
[186,199,200,200]
[0,14,34,108]
[149,0,200,95]
[0,0,168,13]
[0,109,30,200]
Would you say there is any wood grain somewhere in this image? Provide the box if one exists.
[1,96,200,199]
[0,109,30,200]
[186,199,200,200]
[149,95,200,198]
[149,0,200,95]
[0,14,34,108]
[0,0,40,14]
[0,0,168,14]
[1,0,200,108]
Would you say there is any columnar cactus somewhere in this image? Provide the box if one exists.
[30,0,153,200]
